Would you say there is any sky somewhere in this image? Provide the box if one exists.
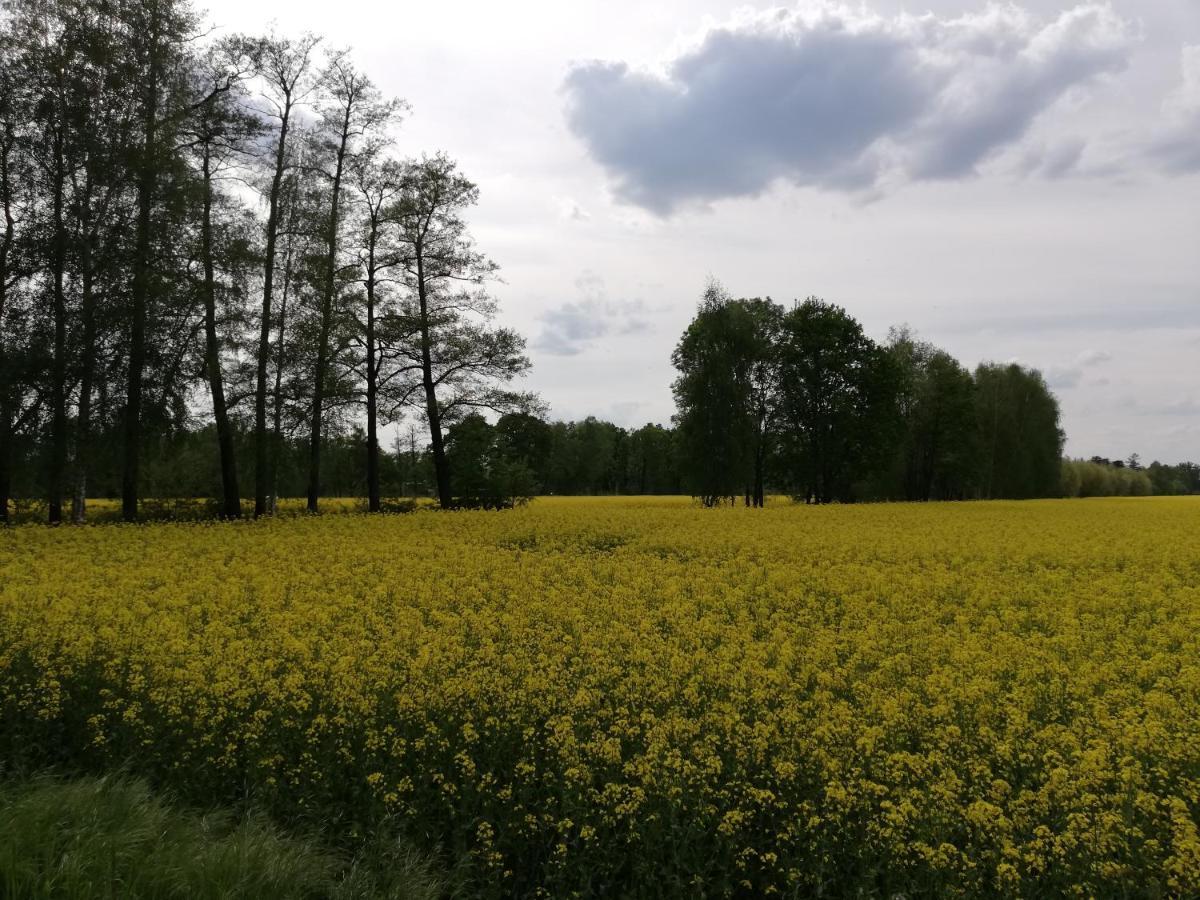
[203,0,1200,462]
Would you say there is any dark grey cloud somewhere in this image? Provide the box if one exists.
[564,3,1135,212]
[535,272,651,356]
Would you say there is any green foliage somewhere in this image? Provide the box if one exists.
[775,299,902,503]
[974,363,1064,499]
[1145,460,1200,495]
[866,328,980,501]
[672,284,778,506]
[0,773,445,900]
[1061,459,1152,497]
[444,414,536,509]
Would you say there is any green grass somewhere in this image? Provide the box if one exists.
[0,773,448,900]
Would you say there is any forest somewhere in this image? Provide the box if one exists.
[0,0,1194,523]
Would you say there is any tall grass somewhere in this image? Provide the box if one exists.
[0,773,447,900]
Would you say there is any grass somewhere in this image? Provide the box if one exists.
[0,772,449,900]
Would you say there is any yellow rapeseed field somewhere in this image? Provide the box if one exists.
[2,497,1198,897]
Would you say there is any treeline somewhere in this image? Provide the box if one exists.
[0,0,533,524]
[670,284,1194,505]
[1062,456,1200,498]
[1,412,682,516]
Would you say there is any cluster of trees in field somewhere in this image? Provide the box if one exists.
[0,0,534,524]
[670,284,1173,506]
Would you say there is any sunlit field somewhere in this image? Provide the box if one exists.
[2,497,1199,897]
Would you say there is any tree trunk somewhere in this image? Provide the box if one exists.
[753,443,765,507]
[306,109,351,514]
[49,130,67,525]
[364,226,379,512]
[123,11,161,523]
[256,96,291,518]
[269,211,297,514]
[0,398,10,525]
[72,222,96,524]
[200,146,241,519]
[0,123,11,525]
[416,244,452,509]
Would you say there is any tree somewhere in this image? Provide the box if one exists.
[0,15,32,523]
[250,31,319,518]
[185,40,258,518]
[444,413,535,508]
[304,52,402,513]
[120,0,199,521]
[347,148,405,512]
[495,411,552,490]
[974,362,1063,499]
[389,154,533,509]
[63,0,140,523]
[775,298,901,504]
[882,327,978,500]
[5,0,73,524]
[627,423,680,495]
[672,284,779,507]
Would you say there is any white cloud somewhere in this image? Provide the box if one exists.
[1046,365,1083,388]
[1074,348,1112,367]
[534,272,652,356]
[1142,45,1200,173]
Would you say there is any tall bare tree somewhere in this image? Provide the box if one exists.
[305,53,402,513]
[251,31,319,517]
[348,148,405,511]
[391,154,532,509]
[187,41,258,518]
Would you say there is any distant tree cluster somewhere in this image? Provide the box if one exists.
[672,285,1069,505]
[1061,458,1151,497]
[1144,460,1200,495]
[0,0,532,523]
[442,413,682,503]
[1061,456,1200,498]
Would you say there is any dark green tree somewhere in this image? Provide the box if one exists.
[775,298,901,504]
[672,284,778,507]
[444,413,535,508]
[974,362,1064,499]
[881,327,979,500]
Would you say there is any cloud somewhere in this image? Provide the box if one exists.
[555,197,591,221]
[563,2,1135,213]
[1115,395,1200,417]
[1074,348,1111,367]
[941,299,1200,335]
[1016,137,1087,178]
[535,272,651,356]
[1142,45,1200,173]
[1046,365,1083,389]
